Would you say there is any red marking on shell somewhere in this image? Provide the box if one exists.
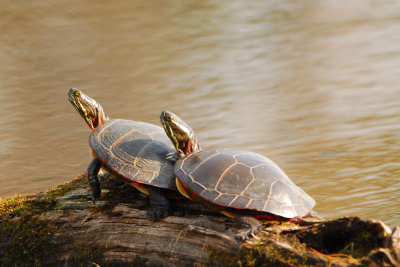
[183,183,187,188]
[288,218,303,225]
[101,159,105,164]
[120,173,128,180]
[192,191,197,197]
[255,214,284,222]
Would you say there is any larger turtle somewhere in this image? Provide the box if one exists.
[68,88,176,220]
[160,111,316,240]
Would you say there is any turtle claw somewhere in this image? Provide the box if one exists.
[91,194,99,204]
[235,232,248,241]
[166,152,180,161]
[166,149,186,161]
[235,215,262,241]
[90,186,101,204]
[251,233,260,240]
[235,228,261,241]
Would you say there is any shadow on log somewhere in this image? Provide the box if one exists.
[0,173,399,266]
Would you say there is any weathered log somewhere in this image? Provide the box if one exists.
[0,173,399,266]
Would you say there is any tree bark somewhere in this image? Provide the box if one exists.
[0,173,399,266]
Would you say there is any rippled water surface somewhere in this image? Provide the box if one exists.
[0,1,399,227]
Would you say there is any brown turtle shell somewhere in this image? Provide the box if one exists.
[89,119,176,189]
[175,149,315,218]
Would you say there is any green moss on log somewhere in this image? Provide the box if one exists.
[0,214,54,266]
[207,242,310,267]
[0,174,87,217]
[0,174,88,266]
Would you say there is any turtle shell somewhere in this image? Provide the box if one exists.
[175,149,315,218]
[89,119,176,189]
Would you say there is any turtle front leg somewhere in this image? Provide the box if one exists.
[166,149,185,161]
[146,186,170,220]
[87,157,102,203]
[235,215,262,241]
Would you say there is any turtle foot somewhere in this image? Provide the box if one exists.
[235,215,262,241]
[166,152,181,161]
[90,186,101,204]
[146,206,169,221]
[147,186,170,220]
[235,224,262,241]
[91,194,100,204]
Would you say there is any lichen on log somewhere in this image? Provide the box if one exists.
[0,173,399,266]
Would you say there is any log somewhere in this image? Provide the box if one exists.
[0,173,399,266]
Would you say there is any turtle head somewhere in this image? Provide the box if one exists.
[68,88,109,130]
[160,111,201,156]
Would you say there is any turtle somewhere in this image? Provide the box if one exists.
[68,88,176,220]
[160,110,316,240]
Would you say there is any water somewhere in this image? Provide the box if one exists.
[0,1,399,227]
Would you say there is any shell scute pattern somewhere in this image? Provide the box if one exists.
[191,153,237,190]
[280,206,298,218]
[107,156,125,173]
[243,177,273,199]
[263,201,282,215]
[229,195,252,208]
[177,150,218,176]
[269,181,299,205]
[99,120,137,146]
[213,194,236,206]
[233,151,274,167]
[119,165,137,180]
[251,165,284,184]
[187,180,207,196]
[177,149,315,217]
[200,189,220,202]
[216,163,253,195]
[114,138,152,165]
[294,203,308,216]
[247,199,266,211]
[150,129,173,144]
[90,119,176,189]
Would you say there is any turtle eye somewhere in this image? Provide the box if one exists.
[163,112,174,122]
[74,91,81,97]
[164,116,172,122]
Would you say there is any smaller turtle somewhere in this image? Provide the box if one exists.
[160,111,316,240]
[68,88,177,220]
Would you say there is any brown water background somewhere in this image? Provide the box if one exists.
[0,1,399,227]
